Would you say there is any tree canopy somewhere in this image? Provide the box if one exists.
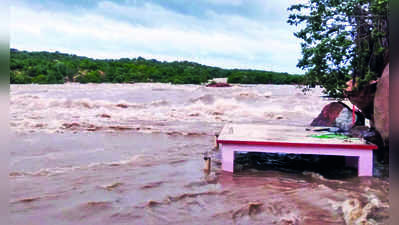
[10,49,303,85]
[288,0,389,97]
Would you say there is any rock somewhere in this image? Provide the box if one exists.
[348,126,382,146]
[374,63,389,142]
[310,102,364,131]
[206,82,231,87]
[345,79,377,122]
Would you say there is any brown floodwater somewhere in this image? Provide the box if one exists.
[10,83,389,224]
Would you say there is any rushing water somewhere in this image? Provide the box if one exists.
[10,83,389,224]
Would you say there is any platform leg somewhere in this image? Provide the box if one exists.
[358,151,373,176]
[221,146,234,173]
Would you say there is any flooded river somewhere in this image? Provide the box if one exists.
[10,83,389,224]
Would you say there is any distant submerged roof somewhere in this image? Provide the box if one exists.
[208,78,228,83]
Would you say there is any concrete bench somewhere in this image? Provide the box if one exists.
[217,124,377,176]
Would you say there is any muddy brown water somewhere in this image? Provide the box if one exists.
[10,84,389,224]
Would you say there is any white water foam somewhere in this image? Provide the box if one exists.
[10,83,329,134]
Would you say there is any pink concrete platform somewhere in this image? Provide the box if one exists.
[217,124,378,176]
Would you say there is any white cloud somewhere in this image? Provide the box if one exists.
[10,1,303,73]
[204,0,244,6]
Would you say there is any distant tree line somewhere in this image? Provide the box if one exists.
[10,49,303,85]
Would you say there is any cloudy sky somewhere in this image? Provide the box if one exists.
[10,0,306,74]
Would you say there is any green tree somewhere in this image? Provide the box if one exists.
[288,0,389,97]
[65,62,78,81]
[47,70,59,84]
[85,71,102,83]
[32,74,48,84]
[55,62,67,77]
[227,72,244,83]
[13,72,31,84]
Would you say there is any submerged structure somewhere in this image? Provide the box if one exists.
[217,124,377,176]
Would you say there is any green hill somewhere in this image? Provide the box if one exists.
[10,49,303,85]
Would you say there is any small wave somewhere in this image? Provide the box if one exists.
[166,190,229,202]
[9,172,24,177]
[115,103,129,108]
[234,91,272,99]
[84,201,112,208]
[10,155,156,177]
[108,126,136,131]
[168,159,188,165]
[99,182,124,191]
[11,194,59,204]
[64,201,114,215]
[10,167,79,177]
[140,181,164,189]
[59,200,114,221]
[189,94,215,104]
[97,114,111,118]
[231,201,264,219]
[62,122,81,129]
[329,193,389,225]
[147,200,163,207]
[150,100,169,106]
[184,176,218,188]
[165,131,207,136]
[11,196,42,204]
[137,190,229,209]
[188,112,200,117]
